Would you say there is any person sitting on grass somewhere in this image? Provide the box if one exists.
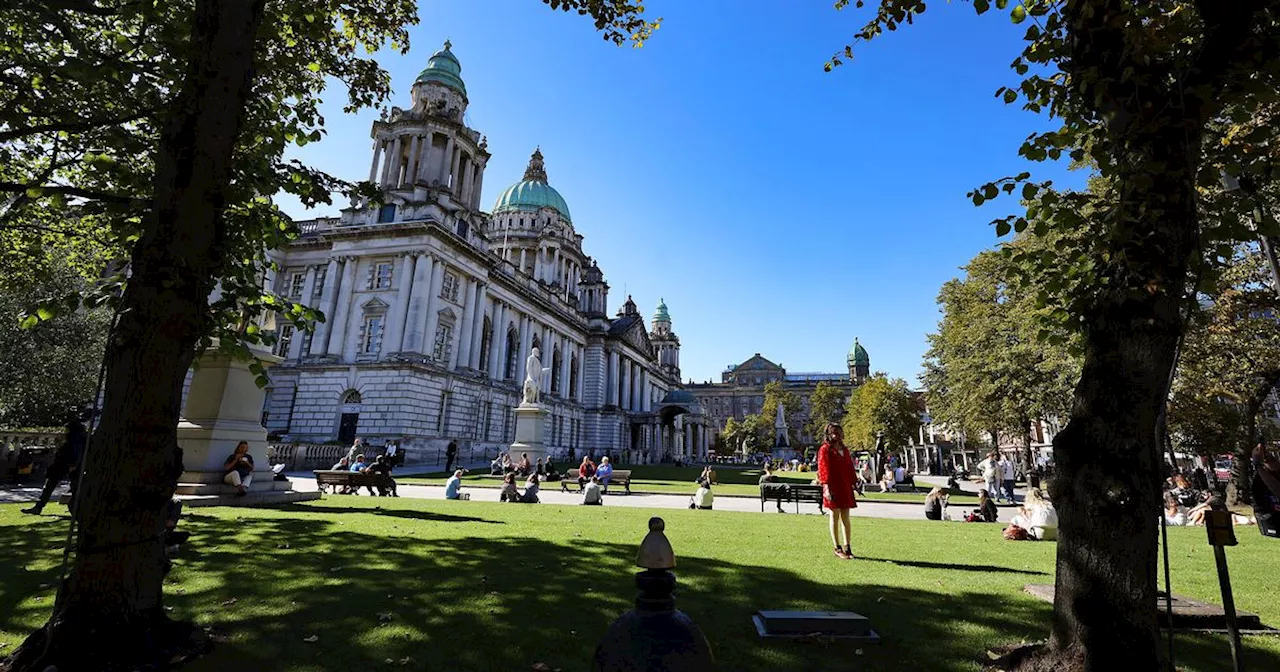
[596,456,615,491]
[445,469,465,500]
[500,473,520,502]
[924,486,949,521]
[223,441,254,497]
[582,476,604,505]
[535,457,546,477]
[968,489,999,523]
[545,458,560,481]
[519,473,541,504]
[490,452,505,476]
[697,465,716,488]
[516,452,532,477]
[1009,488,1058,540]
[366,454,397,497]
[1164,492,1187,526]
[690,474,714,510]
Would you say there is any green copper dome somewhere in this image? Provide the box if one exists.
[653,298,670,322]
[493,148,572,222]
[848,337,870,367]
[415,40,466,95]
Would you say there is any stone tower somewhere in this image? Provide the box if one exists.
[650,298,681,381]
[848,337,870,385]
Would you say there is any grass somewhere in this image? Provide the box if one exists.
[400,464,981,504]
[2,500,1278,671]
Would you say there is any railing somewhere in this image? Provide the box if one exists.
[268,443,347,471]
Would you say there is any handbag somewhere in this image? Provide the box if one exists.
[1003,524,1030,541]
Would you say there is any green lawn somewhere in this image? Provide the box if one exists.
[2,499,1275,672]
[401,464,980,504]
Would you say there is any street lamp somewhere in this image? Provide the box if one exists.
[1220,172,1280,297]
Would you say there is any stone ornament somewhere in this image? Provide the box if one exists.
[636,517,676,570]
[522,346,550,405]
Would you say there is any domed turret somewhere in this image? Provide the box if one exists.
[848,337,870,384]
[415,40,466,95]
[653,298,670,323]
[493,148,572,222]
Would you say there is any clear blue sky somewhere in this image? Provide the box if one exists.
[277,0,1085,387]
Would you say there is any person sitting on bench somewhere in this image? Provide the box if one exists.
[596,456,614,490]
[759,465,784,513]
[576,456,596,490]
[367,454,397,497]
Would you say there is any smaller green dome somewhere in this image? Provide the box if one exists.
[653,298,670,322]
[848,337,870,367]
[493,148,572,222]
[415,40,466,95]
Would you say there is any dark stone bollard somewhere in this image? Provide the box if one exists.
[591,517,714,672]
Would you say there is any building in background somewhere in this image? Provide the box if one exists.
[260,42,713,464]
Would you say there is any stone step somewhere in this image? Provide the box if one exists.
[175,490,321,508]
[174,479,296,496]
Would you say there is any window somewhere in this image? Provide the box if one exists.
[432,315,455,362]
[440,271,459,302]
[377,204,396,223]
[436,391,450,431]
[551,348,562,394]
[361,315,385,354]
[504,328,519,380]
[343,390,363,404]
[456,219,470,239]
[483,401,493,440]
[478,317,492,373]
[569,355,579,399]
[288,272,305,298]
[374,262,393,289]
[274,325,295,357]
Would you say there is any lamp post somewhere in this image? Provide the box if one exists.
[1221,172,1280,297]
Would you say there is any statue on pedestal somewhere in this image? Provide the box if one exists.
[522,347,551,405]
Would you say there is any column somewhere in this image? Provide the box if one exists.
[518,316,532,383]
[439,136,454,185]
[575,344,585,401]
[449,145,461,194]
[326,256,358,356]
[288,264,318,360]
[453,278,477,369]
[422,255,446,358]
[607,351,619,406]
[310,258,341,355]
[384,252,415,353]
[532,246,541,281]
[469,282,488,369]
[489,300,506,380]
[622,359,633,410]
[472,163,485,209]
[639,371,649,412]
[404,135,420,188]
[417,132,434,183]
[402,252,432,352]
[381,139,396,185]
[560,339,571,398]
[368,139,383,183]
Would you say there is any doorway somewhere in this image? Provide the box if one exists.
[338,413,360,445]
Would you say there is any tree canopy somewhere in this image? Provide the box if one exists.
[841,374,919,453]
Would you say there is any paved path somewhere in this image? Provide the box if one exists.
[285,473,1018,522]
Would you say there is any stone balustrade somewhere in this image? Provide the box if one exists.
[1,431,64,480]
[268,443,347,471]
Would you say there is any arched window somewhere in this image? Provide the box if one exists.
[551,348,562,394]
[342,390,362,404]
[569,355,579,400]
[478,317,492,373]
[456,219,469,239]
[504,327,519,380]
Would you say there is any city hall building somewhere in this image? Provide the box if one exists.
[261,42,713,463]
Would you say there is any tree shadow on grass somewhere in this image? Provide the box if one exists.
[259,502,502,524]
[855,556,1050,576]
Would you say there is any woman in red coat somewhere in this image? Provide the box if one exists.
[817,423,858,559]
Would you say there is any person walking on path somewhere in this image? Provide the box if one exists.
[817,423,857,559]
[999,454,1017,503]
[22,413,88,515]
[444,441,458,474]
[977,452,1002,503]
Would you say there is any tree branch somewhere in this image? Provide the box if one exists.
[0,109,157,144]
[1187,0,1279,110]
[0,182,142,205]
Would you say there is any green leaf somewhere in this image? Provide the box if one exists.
[996,220,1012,236]
[982,184,998,200]
[1011,5,1027,23]
[1003,89,1017,104]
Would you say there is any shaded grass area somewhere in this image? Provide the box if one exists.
[401,464,980,504]
[1,500,1276,671]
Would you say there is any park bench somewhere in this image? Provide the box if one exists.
[313,469,392,494]
[759,482,826,514]
[560,469,632,495]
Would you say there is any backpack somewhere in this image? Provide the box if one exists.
[1003,524,1030,541]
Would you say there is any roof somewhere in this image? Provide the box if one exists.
[415,40,466,96]
[493,148,571,222]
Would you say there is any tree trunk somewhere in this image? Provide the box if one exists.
[5,2,265,670]
[1022,415,1034,481]
[1228,401,1259,506]
[1012,121,1203,671]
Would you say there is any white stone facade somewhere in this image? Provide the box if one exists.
[261,42,713,464]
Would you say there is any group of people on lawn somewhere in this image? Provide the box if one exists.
[324,437,398,496]
[450,453,616,505]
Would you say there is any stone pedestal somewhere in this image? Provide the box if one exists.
[174,345,314,504]
[509,403,548,464]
